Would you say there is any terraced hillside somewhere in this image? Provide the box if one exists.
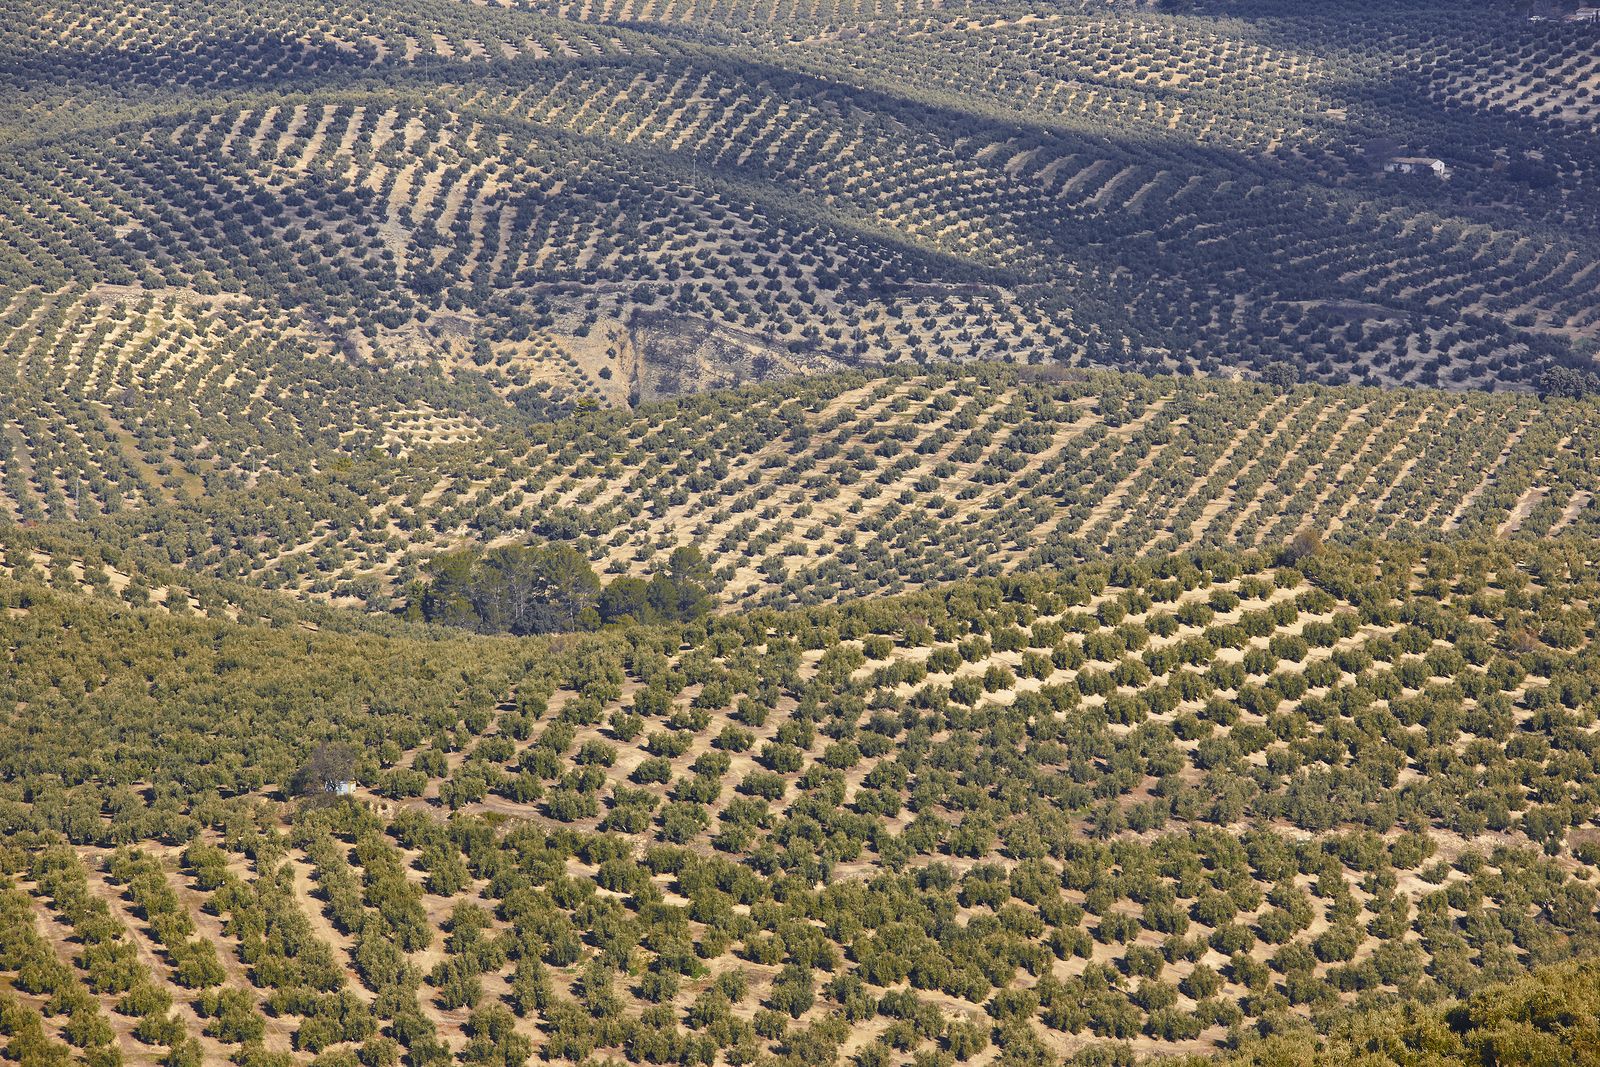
[37,367,1591,615]
[3,537,1600,1066]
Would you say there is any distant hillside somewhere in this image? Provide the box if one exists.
[0,0,1596,492]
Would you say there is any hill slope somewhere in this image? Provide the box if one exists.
[17,366,1593,615]
[3,536,1600,1065]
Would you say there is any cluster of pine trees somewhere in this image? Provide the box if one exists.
[404,545,712,634]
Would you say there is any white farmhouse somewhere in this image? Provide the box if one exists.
[1385,156,1450,179]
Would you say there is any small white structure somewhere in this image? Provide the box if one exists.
[1530,4,1599,20]
[1385,156,1450,179]
[332,780,356,797]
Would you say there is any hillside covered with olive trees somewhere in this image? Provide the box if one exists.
[5,535,1600,1067]
[6,0,1600,1065]
[2,0,1599,530]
